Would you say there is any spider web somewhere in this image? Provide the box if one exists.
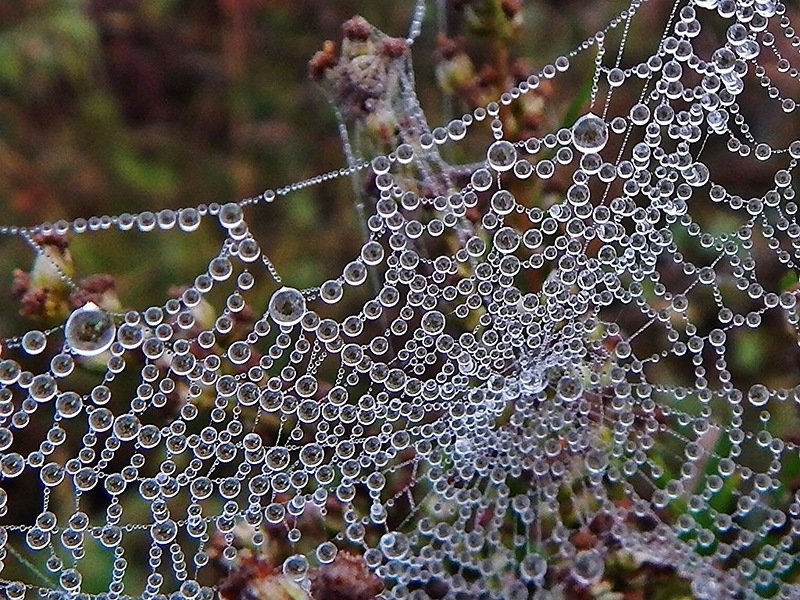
[1,0,800,598]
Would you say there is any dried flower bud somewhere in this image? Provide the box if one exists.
[309,41,338,80]
[379,37,407,60]
[342,15,371,41]
[10,269,32,304]
[11,234,76,319]
[435,51,476,96]
[501,0,522,19]
[571,528,599,551]
[218,554,308,600]
[69,274,118,310]
[11,267,49,318]
[435,34,462,60]
[309,552,382,600]
[32,233,69,251]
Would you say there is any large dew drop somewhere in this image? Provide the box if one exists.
[268,287,306,326]
[282,554,309,580]
[519,554,547,583]
[380,531,410,559]
[572,549,604,586]
[486,140,518,172]
[64,303,116,357]
[571,112,608,154]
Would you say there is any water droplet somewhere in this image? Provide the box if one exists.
[557,375,583,401]
[65,303,115,357]
[299,443,324,468]
[471,168,493,191]
[266,447,290,471]
[421,311,445,335]
[89,407,113,432]
[490,190,516,215]
[572,113,608,154]
[380,531,410,559]
[320,280,344,304]
[487,140,518,171]
[50,352,74,377]
[151,519,177,544]
[572,549,604,585]
[73,467,98,491]
[748,384,770,407]
[343,261,368,286]
[22,330,47,356]
[218,202,244,229]
[40,462,65,486]
[520,554,547,582]
[268,287,306,326]
[112,414,141,441]
[494,227,520,253]
[55,392,83,419]
[30,374,57,402]
[60,568,82,591]
[0,453,24,478]
[227,340,251,365]
[190,477,213,500]
[316,541,338,564]
[585,449,608,474]
[209,256,233,281]
[178,208,202,232]
[282,554,308,580]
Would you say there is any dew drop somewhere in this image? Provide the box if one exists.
[380,531,410,559]
[557,375,583,401]
[21,330,47,356]
[421,311,446,335]
[60,568,82,591]
[361,241,385,266]
[316,541,338,564]
[65,303,116,357]
[0,428,12,452]
[585,448,609,474]
[40,462,65,487]
[487,140,518,172]
[282,554,308,580]
[494,227,520,253]
[299,443,325,468]
[112,414,141,441]
[0,453,24,478]
[747,384,770,407]
[572,113,609,154]
[520,554,547,582]
[343,261,368,286]
[26,528,50,551]
[572,549,604,585]
[218,202,244,229]
[396,143,414,164]
[268,287,306,327]
[471,168,493,191]
[73,467,98,491]
[320,280,344,304]
[55,392,83,419]
[151,519,177,544]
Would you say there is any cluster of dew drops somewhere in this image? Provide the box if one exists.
[1,0,800,598]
